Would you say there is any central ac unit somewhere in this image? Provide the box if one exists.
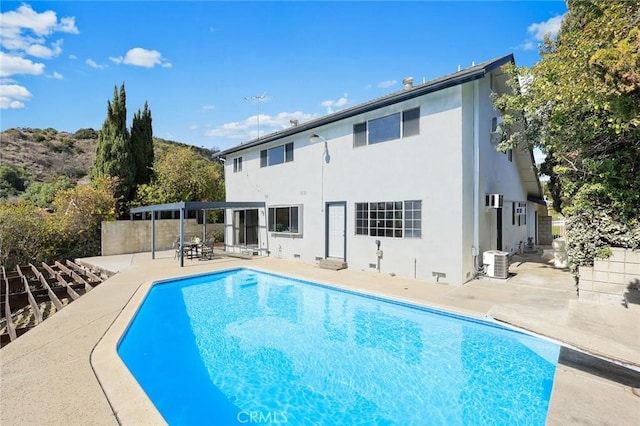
[483,250,509,279]
[485,194,503,209]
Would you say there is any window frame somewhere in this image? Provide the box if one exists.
[233,157,243,173]
[268,205,302,235]
[353,107,420,148]
[260,142,294,168]
[354,200,422,239]
[402,107,420,137]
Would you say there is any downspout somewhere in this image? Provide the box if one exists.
[473,79,481,274]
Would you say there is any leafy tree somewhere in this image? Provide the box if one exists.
[49,176,118,259]
[22,176,74,207]
[134,145,224,206]
[492,0,640,272]
[0,177,117,269]
[131,101,154,185]
[0,164,27,199]
[0,200,51,269]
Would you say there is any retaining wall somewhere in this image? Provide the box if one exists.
[579,247,640,305]
[101,219,223,255]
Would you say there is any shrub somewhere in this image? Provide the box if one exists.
[567,211,640,275]
[74,128,98,139]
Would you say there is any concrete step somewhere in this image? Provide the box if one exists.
[319,259,348,271]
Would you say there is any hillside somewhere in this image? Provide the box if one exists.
[1,128,98,183]
[0,127,219,189]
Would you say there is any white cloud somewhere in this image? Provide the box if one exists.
[321,95,349,113]
[0,4,78,107]
[202,104,215,110]
[109,56,123,64]
[58,17,79,34]
[122,47,170,68]
[25,39,63,59]
[528,15,564,41]
[86,59,106,69]
[0,83,32,109]
[520,14,565,51]
[0,4,77,54]
[205,111,319,140]
[377,79,397,89]
[0,52,45,77]
[521,41,535,51]
[68,54,77,60]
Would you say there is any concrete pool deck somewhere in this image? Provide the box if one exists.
[1,251,639,425]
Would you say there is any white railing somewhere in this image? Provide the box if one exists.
[552,219,566,239]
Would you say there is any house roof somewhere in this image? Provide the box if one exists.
[217,53,515,157]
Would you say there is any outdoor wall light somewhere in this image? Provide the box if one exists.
[309,133,321,143]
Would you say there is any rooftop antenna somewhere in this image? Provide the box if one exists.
[244,94,266,139]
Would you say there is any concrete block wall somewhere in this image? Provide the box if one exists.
[578,247,640,305]
[538,216,553,245]
[101,219,223,256]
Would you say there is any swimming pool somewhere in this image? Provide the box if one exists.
[118,268,560,425]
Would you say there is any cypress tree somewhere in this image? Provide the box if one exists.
[93,83,136,216]
[131,101,154,185]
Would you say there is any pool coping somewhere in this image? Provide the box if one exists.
[91,274,166,425]
[93,265,567,424]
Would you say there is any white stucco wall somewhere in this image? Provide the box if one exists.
[225,72,539,284]
[472,77,531,258]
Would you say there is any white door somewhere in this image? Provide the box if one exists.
[327,203,345,259]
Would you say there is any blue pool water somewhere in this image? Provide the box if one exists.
[118,268,560,425]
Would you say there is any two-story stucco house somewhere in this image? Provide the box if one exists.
[217,54,547,284]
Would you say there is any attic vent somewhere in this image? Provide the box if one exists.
[402,77,414,90]
[290,119,299,127]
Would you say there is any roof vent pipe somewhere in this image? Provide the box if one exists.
[290,119,299,127]
[402,77,414,90]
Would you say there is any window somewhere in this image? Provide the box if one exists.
[404,200,422,237]
[260,150,267,167]
[355,203,368,235]
[513,202,526,226]
[353,123,367,148]
[260,142,294,167]
[233,157,242,173]
[268,205,300,234]
[353,107,420,147]
[369,113,401,144]
[402,108,420,137]
[355,200,421,238]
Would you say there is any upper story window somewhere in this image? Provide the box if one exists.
[353,107,420,148]
[260,142,294,167]
[233,157,243,173]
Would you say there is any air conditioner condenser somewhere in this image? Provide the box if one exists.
[483,250,509,279]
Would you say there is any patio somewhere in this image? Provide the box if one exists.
[0,250,638,425]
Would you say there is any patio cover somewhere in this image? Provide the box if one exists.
[130,201,266,267]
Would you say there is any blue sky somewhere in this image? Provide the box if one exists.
[1,1,567,153]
